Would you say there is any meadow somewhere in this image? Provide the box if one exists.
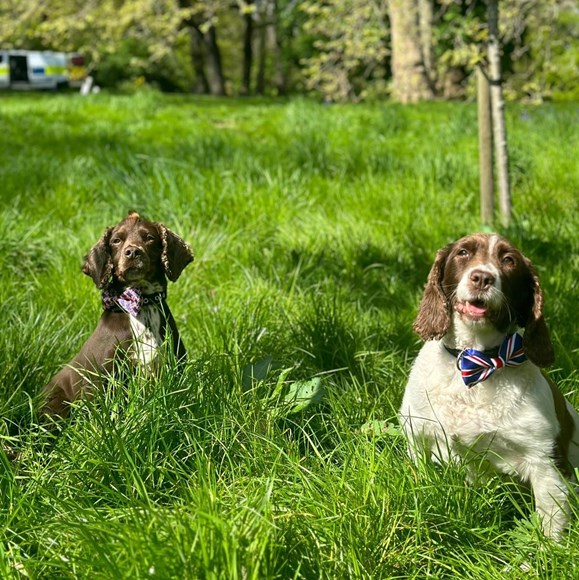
[0,91,578,578]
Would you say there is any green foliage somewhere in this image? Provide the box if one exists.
[506,1,579,101]
[435,0,579,101]
[94,34,194,92]
[435,0,488,70]
[0,0,577,100]
[299,0,389,102]
[0,94,578,576]
[0,0,188,86]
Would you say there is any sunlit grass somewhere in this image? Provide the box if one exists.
[0,91,578,577]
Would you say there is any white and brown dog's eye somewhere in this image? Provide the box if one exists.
[457,249,469,258]
[502,255,515,266]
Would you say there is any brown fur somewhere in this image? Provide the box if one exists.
[546,375,576,476]
[413,245,453,340]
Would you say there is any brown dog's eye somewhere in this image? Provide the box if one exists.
[457,249,469,258]
[146,234,157,243]
[111,237,122,245]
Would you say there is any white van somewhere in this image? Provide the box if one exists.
[0,50,86,90]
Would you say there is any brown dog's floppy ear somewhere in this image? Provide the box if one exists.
[413,245,452,341]
[82,227,114,289]
[159,225,194,282]
[521,259,554,367]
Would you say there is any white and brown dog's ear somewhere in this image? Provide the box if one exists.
[82,227,114,289]
[521,258,554,367]
[158,225,194,282]
[413,245,452,341]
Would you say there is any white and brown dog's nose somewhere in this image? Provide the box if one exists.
[469,268,495,291]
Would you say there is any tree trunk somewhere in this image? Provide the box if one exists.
[256,9,267,95]
[188,26,210,94]
[241,8,254,96]
[418,0,435,87]
[477,65,494,226]
[487,0,511,226]
[204,24,226,96]
[389,0,434,103]
[270,0,286,95]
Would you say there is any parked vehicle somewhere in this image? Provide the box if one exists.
[0,50,86,90]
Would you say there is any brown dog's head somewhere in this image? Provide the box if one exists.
[82,211,193,291]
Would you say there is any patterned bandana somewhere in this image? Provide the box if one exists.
[102,288,166,317]
[456,332,527,388]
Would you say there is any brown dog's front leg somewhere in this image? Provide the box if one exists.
[40,367,84,420]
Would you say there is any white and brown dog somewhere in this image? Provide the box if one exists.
[400,233,579,539]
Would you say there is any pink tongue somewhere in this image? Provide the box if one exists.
[466,302,487,317]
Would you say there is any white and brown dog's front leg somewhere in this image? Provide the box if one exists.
[526,461,570,540]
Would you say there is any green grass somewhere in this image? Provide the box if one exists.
[0,90,578,578]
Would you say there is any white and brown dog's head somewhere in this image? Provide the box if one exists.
[413,233,553,366]
[82,211,194,292]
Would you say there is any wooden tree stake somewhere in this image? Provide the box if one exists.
[477,65,494,226]
[487,0,512,227]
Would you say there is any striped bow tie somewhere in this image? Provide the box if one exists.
[457,333,527,387]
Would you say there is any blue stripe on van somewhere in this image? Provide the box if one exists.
[31,67,45,75]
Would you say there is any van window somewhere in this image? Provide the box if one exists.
[9,55,29,82]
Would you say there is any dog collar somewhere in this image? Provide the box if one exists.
[102,288,167,317]
[444,332,527,388]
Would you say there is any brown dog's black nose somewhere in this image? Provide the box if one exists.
[469,269,495,290]
[124,246,143,260]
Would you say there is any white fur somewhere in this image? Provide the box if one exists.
[401,260,579,539]
[128,305,163,367]
[400,336,579,538]
[455,263,502,305]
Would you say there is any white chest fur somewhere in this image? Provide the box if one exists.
[128,305,163,366]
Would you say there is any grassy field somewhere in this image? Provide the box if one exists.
[0,90,578,578]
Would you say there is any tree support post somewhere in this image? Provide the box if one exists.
[487,0,511,227]
[477,65,494,226]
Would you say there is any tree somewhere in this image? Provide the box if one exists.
[268,0,287,96]
[1,0,575,101]
[388,0,434,103]
[477,65,494,226]
[203,23,227,95]
[300,0,389,102]
[255,0,270,95]
[418,0,435,86]
[239,0,255,95]
[487,0,511,226]
[0,0,188,88]
[179,0,227,95]
[188,24,211,94]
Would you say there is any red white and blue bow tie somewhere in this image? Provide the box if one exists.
[457,333,527,387]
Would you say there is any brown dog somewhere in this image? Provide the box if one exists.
[41,211,193,419]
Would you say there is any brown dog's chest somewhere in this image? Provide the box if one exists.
[127,305,164,366]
